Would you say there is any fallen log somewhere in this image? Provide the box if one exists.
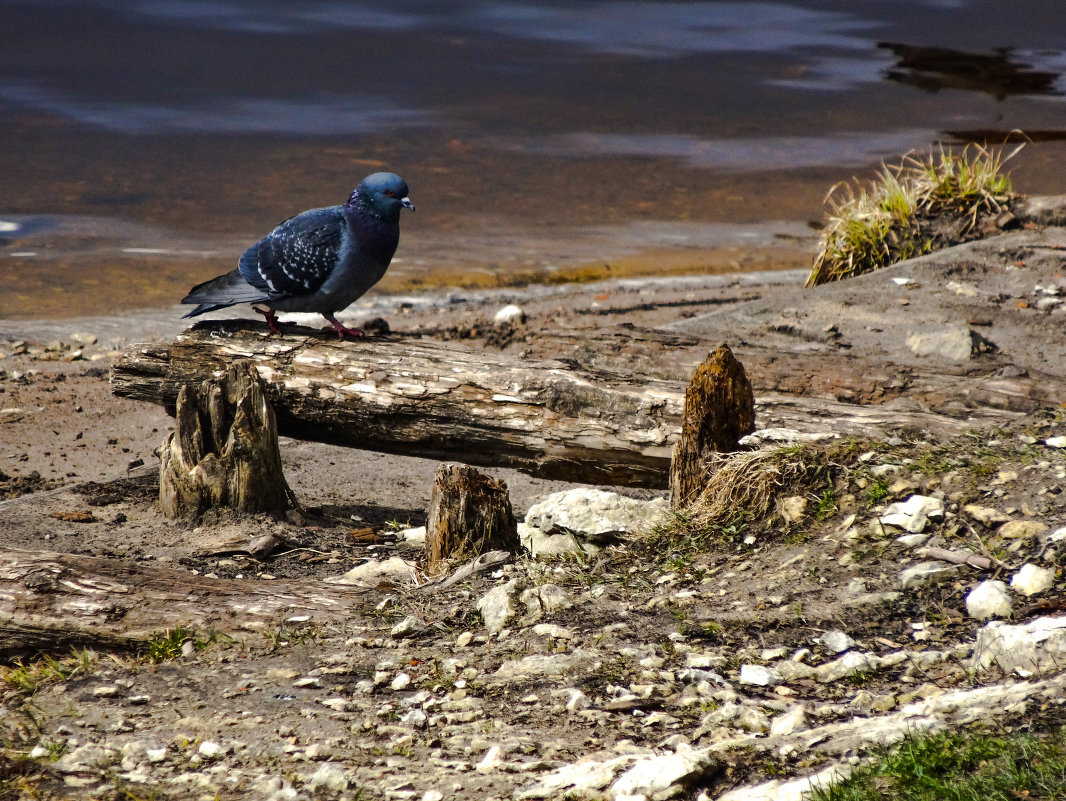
[0,547,374,657]
[113,322,686,487]
[111,323,1029,488]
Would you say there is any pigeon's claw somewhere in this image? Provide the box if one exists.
[253,305,284,334]
[322,313,365,340]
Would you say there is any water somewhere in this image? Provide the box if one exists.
[2,0,1066,321]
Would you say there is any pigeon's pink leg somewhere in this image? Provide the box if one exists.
[252,306,284,334]
[322,313,365,340]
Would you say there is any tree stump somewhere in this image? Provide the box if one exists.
[159,360,294,519]
[669,344,755,509]
[425,464,519,577]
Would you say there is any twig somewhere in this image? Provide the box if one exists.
[413,550,512,594]
[919,546,992,570]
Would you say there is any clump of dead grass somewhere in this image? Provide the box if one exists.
[639,444,834,557]
[807,140,1023,287]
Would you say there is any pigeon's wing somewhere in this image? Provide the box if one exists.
[237,206,346,298]
[180,266,274,317]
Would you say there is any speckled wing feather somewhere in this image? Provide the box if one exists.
[182,206,346,317]
[238,207,345,298]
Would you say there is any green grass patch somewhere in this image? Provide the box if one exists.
[146,626,212,663]
[1,649,95,696]
[812,726,1066,801]
[808,141,1022,286]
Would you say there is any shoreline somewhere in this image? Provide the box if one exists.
[0,213,816,322]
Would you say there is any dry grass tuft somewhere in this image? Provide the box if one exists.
[639,444,834,557]
[808,140,1024,286]
[687,447,821,529]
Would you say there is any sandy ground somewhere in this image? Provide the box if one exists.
[4,220,1066,800]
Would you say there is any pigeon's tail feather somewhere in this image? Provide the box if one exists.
[181,268,272,314]
[182,302,230,319]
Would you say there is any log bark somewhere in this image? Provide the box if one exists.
[669,345,755,508]
[111,323,1031,489]
[0,547,374,658]
[425,465,519,577]
[160,360,293,519]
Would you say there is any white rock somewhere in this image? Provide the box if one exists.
[1045,436,1066,448]
[734,706,770,733]
[966,580,1013,620]
[1011,563,1056,597]
[422,791,445,801]
[879,494,944,533]
[899,561,959,590]
[999,520,1049,540]
[563,688,592,712]
[517,755,637,798]
[476,579,518,634]
[770,705,808,737]
[896,533,929,548]
[401,708,428,729]
[816,651,873,683]
[906,327,997,362]
[398,526,426,547]
[490,650,597,683]
[520,583,573,617]
[391,672,412,691]
[146,747,168,763]
[455,631,474,647]
[197,741,228,759]
[519,522,598,558]
[476,744,505,774]
[308,763,349,792]
[740,428,836,446]
[610,745,713,799]
[972,615,1066,674]
[533,623,574,639]
[739,664,782,687]
[776,496,807,524]
[815,630,855,654]
[524,488,668,540]
[391,615,429,638]
[326,556,415,586]
[494,304,527,325]
[964,504,1010,526]
[716,763,852,801]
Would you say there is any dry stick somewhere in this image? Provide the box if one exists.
[919,546,992,570]
[413,550,512,594]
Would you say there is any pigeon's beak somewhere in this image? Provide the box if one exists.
[402,196,415,212]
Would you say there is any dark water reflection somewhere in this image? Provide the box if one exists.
[2,0,1066,320]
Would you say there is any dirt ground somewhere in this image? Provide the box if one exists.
[2,218,1066,799]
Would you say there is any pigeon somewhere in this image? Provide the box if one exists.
[181,172,414,339]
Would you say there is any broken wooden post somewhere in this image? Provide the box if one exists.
[159,360,294,519]
[425,464,519,577]
[669,344,756,509]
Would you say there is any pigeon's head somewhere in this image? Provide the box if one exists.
[350,172,414,221]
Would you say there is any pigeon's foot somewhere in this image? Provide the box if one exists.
[252,305,290,335]
[322,313,365,340]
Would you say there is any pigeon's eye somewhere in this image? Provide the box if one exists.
[387,190,396,197]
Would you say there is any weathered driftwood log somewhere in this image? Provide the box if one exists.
[160,360,293,519]
[113,323,685,488]
[111,323,1033,489]
[425,464,519,576]
[0,547,373,657]
[669,345,756,508]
